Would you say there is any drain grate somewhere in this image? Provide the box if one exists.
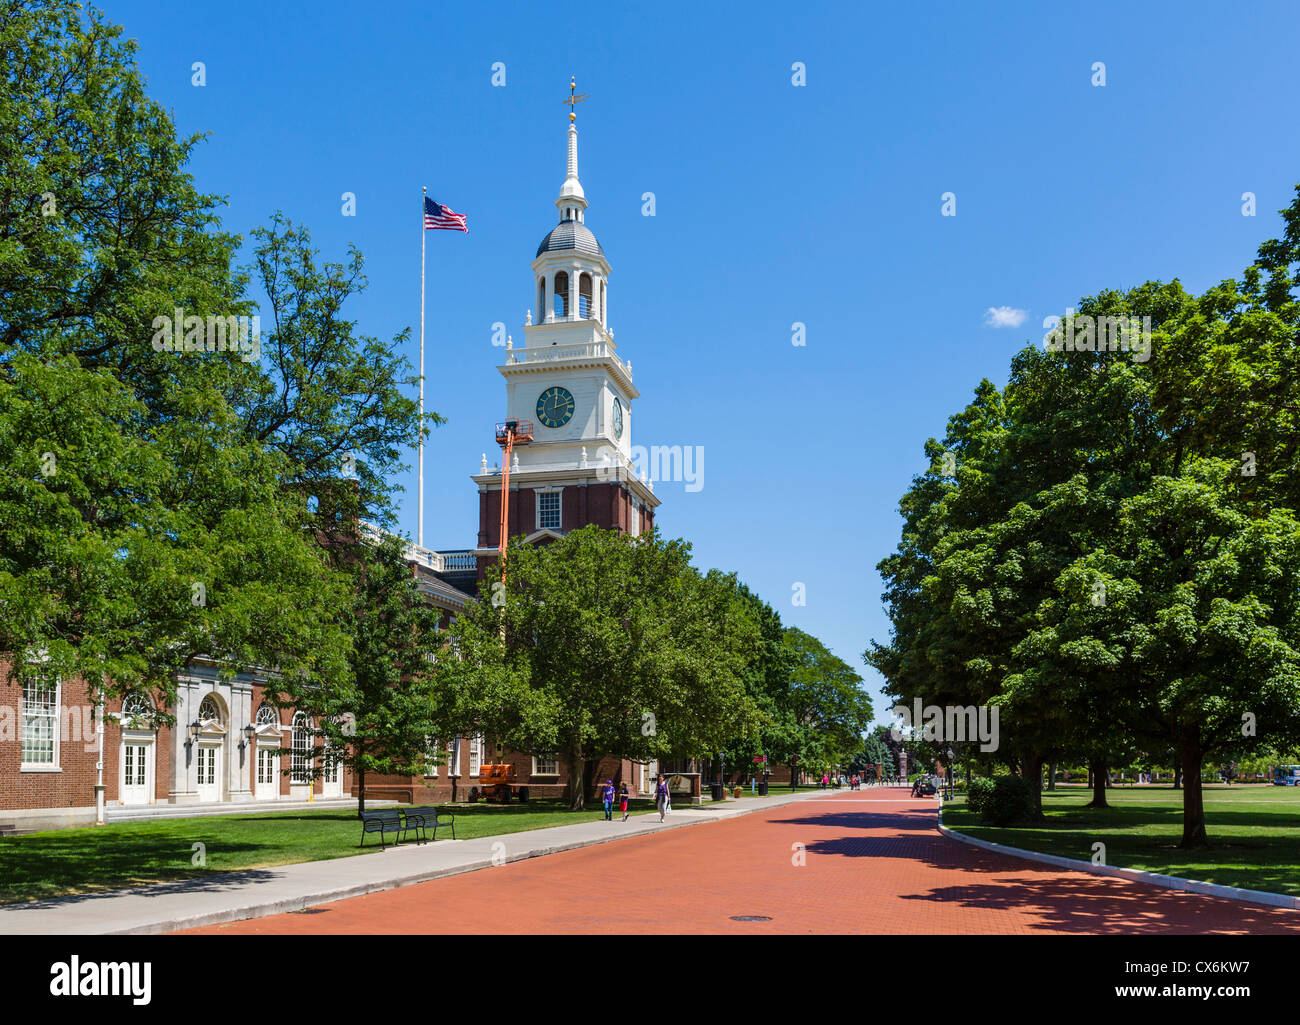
[729,915,772,922]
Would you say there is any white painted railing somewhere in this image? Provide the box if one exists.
[361,522,475,574]
[506,341,630,378]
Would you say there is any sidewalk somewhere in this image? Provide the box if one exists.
[0,785,843,935]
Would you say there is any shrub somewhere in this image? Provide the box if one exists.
[981,775,1037,826]
[967,776,996,815]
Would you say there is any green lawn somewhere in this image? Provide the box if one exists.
[943,785,1300,896]
[0,798,660,905]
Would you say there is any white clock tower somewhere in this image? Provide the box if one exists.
[472,81,659,574]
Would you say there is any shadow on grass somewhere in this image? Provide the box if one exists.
[0,820,361,906]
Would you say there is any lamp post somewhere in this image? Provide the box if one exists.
[94,698,105,825]
[946,747,955,801]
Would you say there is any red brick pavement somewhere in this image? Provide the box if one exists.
[180,788,1300,934]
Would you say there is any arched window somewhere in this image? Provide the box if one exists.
[553,271,569,318]
[291,712,312,783]
[579,273,593,318]
[198,695,221,724]
[255,704,278,726]
[122,692,151,717]
[121,691,154,728]
[537,278,546,321]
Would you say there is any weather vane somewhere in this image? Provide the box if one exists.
[564,76,587,123]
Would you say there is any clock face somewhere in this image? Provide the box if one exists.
[536,386,575,428]
[612,397,624,439]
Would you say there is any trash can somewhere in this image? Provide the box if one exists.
[710,783,726,801]
[758,781,769,796]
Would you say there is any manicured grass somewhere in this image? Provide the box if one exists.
[0,798,659,905]
[943,785,1300,896]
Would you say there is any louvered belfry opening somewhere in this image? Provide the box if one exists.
[553,270,569,318]
[579,272,593,318]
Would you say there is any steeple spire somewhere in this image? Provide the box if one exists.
[557,77,587,218]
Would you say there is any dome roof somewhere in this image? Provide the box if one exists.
[536,219,604,258]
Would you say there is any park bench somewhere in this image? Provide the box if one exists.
[359,808,410,850]
[404,805,456,843]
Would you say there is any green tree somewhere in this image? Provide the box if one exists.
[0,1,427,708]
[263,533,455,815]
[771,628,873,784]
[444,526,763,809]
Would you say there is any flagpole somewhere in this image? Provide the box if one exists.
[419,185,426,549]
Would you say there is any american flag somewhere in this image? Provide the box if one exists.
[424,196,468,232]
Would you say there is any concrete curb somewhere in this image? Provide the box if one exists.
[936,799,1300,912]
[5,786,836,935]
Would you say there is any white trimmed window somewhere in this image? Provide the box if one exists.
[535,753,559,775]
[631,502,641,537]
[448,737,462,776]
[424,736,439,778]
[291,712,312,783]
[469,735,483,777]
[198,694,221,724]
[538,490,561,530]
[257,748,276,786]
[21,678,59,768]
[324,745,340,786]
[256,703,278,726]
[121,691,154,729]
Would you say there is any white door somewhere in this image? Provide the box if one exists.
[322,749,342,798]
[196,744,222,802]
[256,746,279,801]
[121,741,153,805]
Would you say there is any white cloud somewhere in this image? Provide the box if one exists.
[984,306,1028,328]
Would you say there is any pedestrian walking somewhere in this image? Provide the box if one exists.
[602,779,615,821]
[619,781,630,821]
[655,775,670,821]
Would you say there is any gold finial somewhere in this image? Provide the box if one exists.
[563,76,587,123]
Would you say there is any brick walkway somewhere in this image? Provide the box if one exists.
[180,788,1300,934]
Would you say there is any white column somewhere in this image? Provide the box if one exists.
[570,264,579,320]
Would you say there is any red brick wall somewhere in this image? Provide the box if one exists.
[0,662,101,812]
[478,481,642,550]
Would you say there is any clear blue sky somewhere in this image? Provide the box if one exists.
[106,0,1300,723]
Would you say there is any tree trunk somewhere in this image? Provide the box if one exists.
[1179,736,1209,848]
[357,764,366,816]
[1024,752,1045,819]
[790,758,798,790]
[565,748,585,810]
[1085,759,1109,809]
[1047,762,1057,792]
[1173,756,1182,790]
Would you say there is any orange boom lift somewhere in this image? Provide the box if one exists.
[493,419,534,582]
